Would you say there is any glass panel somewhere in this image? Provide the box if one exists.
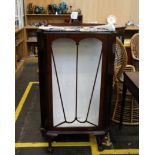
[52,38,76,126]
[77,38,102,125]
[51,38,102,127]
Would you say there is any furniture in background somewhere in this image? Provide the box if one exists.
[124,26,139,64]
[112,37,139,125]
[15,28,25,71]
[120,71,139,129]
[24,0,83,57]
[130,33,139,71]
[115,26,125,43]
[125,26,139,39]
[37,28,116,153]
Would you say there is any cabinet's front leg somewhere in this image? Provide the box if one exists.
[46,133,58,153]
[96,135,104,151]
[48,137,53,153]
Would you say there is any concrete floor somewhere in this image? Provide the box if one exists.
[15,60,139,155]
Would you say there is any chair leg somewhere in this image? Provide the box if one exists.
[112,82,119,121]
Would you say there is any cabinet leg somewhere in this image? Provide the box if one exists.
[46,133,57,153]
[96,135,104,151]
[48,139,53,153]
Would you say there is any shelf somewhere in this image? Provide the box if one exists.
[15,27,24,33]
[25,13,83,26]
[16,39,24,47]
[15,59,24,75]
[27,36,37,42]
[125,25,139,31]
[25,26,38,29]
[15,27,25,70]
[24,0,83,57]
[29,54,38,57]
[26,14,82,17]
[27,40,37,43]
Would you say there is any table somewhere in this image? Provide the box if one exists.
[120,72,139,129]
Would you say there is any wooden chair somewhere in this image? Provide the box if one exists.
[112,37,139,125]
[130,33,139,71]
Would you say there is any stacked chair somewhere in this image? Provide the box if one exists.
[130,33,139,71]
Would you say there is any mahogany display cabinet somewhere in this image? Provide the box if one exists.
[37,28,116,152]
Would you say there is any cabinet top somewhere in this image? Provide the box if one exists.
[15,27,24,33]
[38,29,115,35]
[37,24,116,33]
